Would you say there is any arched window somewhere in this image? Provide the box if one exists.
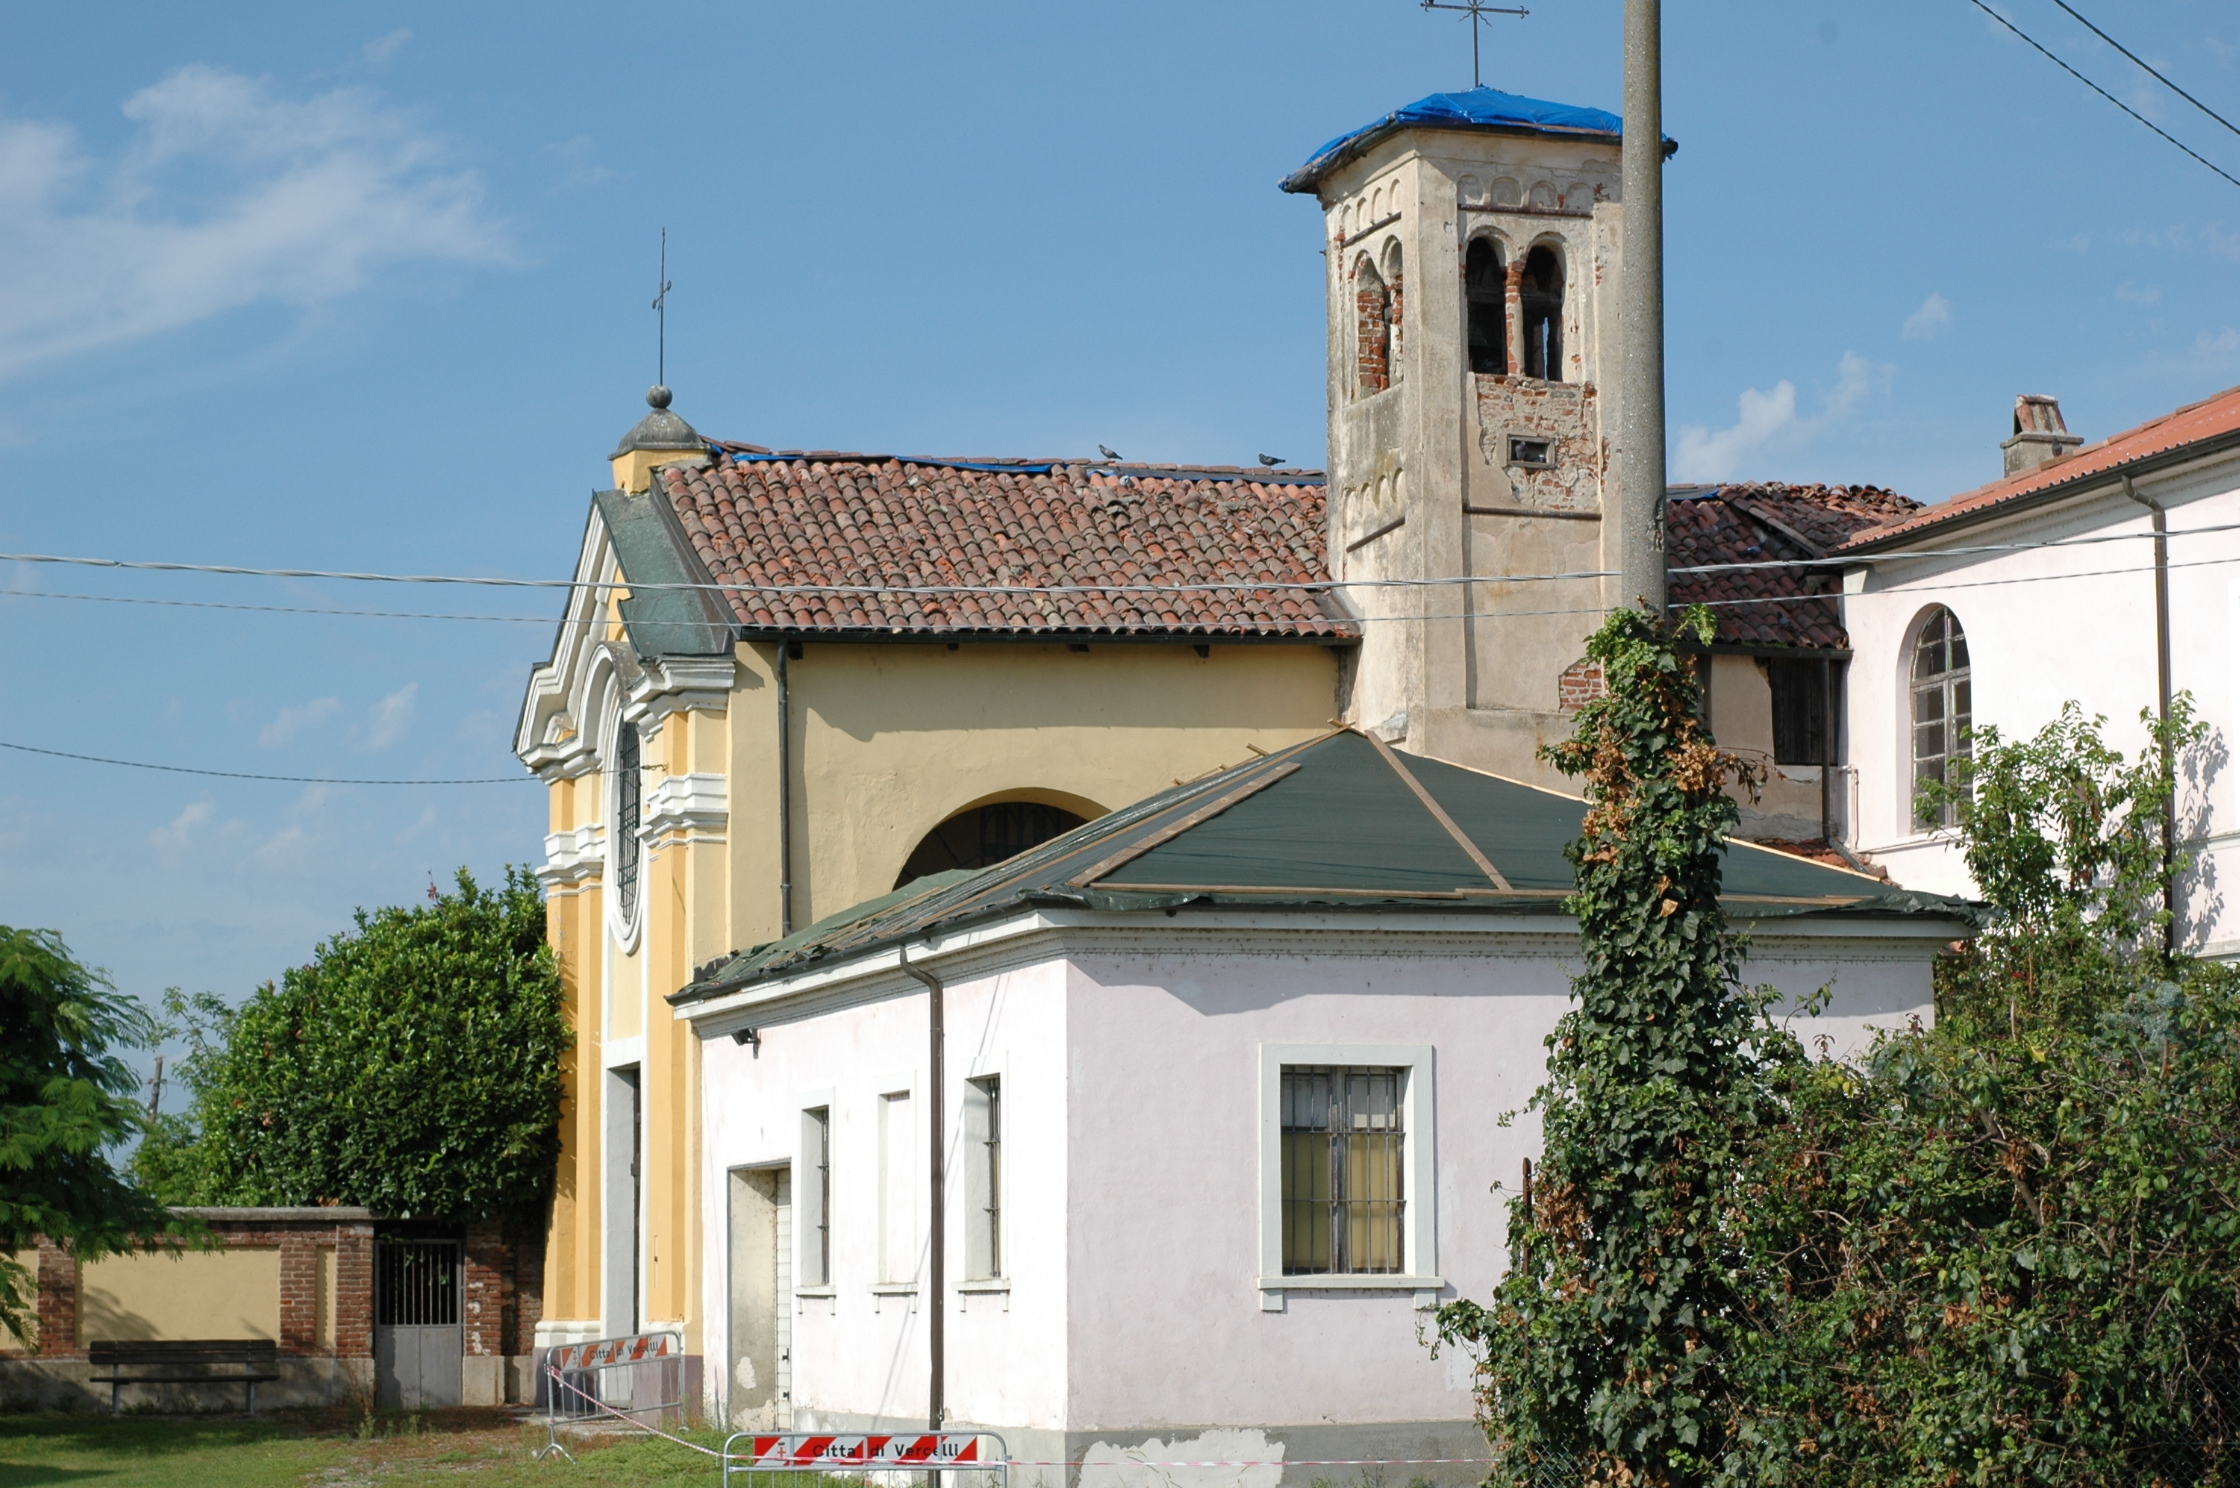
[613,716,643,920]
[1910,607,1971,829]
[1521,245,1564,382]
[1466,238,1507,375]
[1382,243,1405,384]
[895,800,1087,889]
[1354,257,1390,397]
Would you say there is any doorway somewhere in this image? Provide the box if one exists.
[605,1065,642,1336]
[374,1237,462,1408]
[726,1165,792,1429]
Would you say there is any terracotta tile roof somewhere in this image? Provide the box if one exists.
[658,451,1354,639]
[1841,382,2240,550]
[1667,483,1921,649]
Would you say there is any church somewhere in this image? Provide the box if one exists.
[512,84,1970,1445]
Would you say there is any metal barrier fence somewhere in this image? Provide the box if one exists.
[721,1431,1011,1488]
[533,1330,686,1463]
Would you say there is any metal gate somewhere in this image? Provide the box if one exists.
[375,1238,462,1408]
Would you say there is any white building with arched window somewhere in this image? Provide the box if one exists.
[1836,386,2240,954]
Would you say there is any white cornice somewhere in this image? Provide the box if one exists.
[517,508,621,771]
[676,906,1970,1034]
[644,772,728,838]
[539,823,607,887]
[626,656,736,728]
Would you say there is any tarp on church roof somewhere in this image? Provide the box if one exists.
[672,729,1972,1003]
[1282,87,1626,195]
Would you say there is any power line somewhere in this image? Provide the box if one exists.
[6,520,2238,601]
[0,739,531,786]
[1963,0,2240,190]
[0,556,2207,784]
[0,589,577,624]
[2047,0,2240,143]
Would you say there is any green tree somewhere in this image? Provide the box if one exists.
[1927,700,2200,1030]
[0,926,177,1341]
[1713,701,2240,1487]
[135,867,568,1221]
[1438,605,1777,1488]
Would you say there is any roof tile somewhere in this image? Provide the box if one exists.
[662,453,1352,639]
[1667,482,1920,648]
[1841,382,2240,549]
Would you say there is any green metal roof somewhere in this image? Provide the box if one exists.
[593,485,735,658]
[671,730,1971,1004]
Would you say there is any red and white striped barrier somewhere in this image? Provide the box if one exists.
[738,1434,996,1467]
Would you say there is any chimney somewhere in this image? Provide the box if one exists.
[609,385,709,493]
[2000,394,2083,477]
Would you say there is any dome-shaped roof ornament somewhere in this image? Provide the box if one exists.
[611,384,703,458]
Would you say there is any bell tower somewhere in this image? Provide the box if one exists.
[1283,87,1641,786]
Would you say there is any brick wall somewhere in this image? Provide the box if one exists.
[1355,283,1389,395]
[333,1226,373,1359]
[1557,658,1607,712]
[33,1241,77,1358]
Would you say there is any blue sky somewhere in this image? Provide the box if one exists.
[2,1,2237,1072]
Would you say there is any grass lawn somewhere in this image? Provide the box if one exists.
[0,1409,747,1486]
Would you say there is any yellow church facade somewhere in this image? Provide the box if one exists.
[513,395,1353,1365]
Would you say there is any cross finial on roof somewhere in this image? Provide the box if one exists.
[1420,0,1529,89]
[652,227,673,388]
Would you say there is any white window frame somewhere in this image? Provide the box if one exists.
[603,690,648,951]
[1904,605,1972,835]
[873,1073,920,1298]
[1256,1043,1439,1312]
[962,1069,1004,1284]
[795,1088,835,1295]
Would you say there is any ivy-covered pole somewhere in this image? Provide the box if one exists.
[1440,606,1769,1488]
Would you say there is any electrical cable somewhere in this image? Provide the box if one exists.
[0,739,530,786]
[2047,0,2240,143]
[1962,0,2240,190]
[0,588,576,624]
[0,555,2214,784]
[7,519,2240,599]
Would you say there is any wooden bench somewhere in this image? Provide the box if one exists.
[87,1339,281,1413]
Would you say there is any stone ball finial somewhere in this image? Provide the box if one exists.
[647,385,673,410]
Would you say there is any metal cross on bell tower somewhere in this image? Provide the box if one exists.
[1420,0,1529,89]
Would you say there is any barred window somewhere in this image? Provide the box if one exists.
[613,718,643,921]
[1911,608,1971,829]
[965,1076,1002,1280]
[1280,1066,1404,1275]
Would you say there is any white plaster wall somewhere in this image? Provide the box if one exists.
[1843,463,2240,950]
[1058,927,1940,1432]
[697,960,1070,1430]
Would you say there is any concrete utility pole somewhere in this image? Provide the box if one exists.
[1619,0,1668,617]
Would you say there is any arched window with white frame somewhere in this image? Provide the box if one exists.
[611,710,644,928]
[1910,606,1971,829]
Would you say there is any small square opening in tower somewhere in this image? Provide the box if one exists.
[1507,437,1554,469]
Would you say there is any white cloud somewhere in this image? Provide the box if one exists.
[365,682,417,751]
[2116,282,2163,305]
[1902,293,1952,340]
[363,29,413,67]
[2199,327,2240,360]
[1673,352,1881,483]
[0,65,507,378]
[259,695,341,747]
[148,800,214,864]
